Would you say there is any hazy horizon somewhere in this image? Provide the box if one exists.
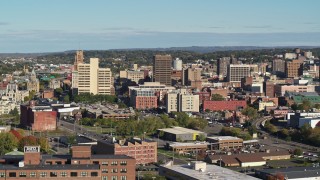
[1,0,320,53]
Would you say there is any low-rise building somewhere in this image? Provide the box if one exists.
[206,136,243,150]
[206,151,290,167]
[0,145,136,180]
[166,142,209,154]
[20,101,57,131]
[159,161,259,180]
[95,138,157,165]
[157,127,207,142]
[203,100,247,112]
[256,166,320,180]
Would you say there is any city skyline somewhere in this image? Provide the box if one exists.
[1,0,320,53]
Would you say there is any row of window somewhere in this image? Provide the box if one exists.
[2,171,99,178]
[101,168,127,173]
[100,161,127,166]
[102,176,127,180]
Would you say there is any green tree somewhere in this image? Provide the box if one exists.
[241,106,258,120]
[197,134,206,141]
[18,136,38,151]
[293,148,303,156]
[55,88,63,96]
[63,95,70,103]
[314,104,320,109]
[37,137,49,152]
[211,94,225,101]
[0,133,18,155]
[297,100,313,111]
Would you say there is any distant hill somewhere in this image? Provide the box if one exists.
[110,46,320,53]
[1,46,320,57]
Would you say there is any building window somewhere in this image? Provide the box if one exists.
[60,172,67,177]
[0,172,5,177]
[70,172,77,177]
[40,172,47,177]
[19,172,27,177]
[102,169,108,173]
[9,172,16,177]
[102,176,108,180]
[120,168,127,173]
[120,161,127,165]
[111,161,117,166]
[111,169,118,173]
[121,176,127,180]
[30,172,36,177]
[93,161,99,164]
[50,172,57,177]
[80,172,88,177]
[111,176,118,180]
[91,172,98,177]
[102,161,108,165]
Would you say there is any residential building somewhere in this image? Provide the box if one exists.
[153,55,172,86]
[95,138,157,165]
[272,59,285,76]
[285,59,303,78]
[157,127,207,142]
[274,84,315,96]
[304,51,313,58]
[1,82,29,103]
[285,52,297,59]
[0,101,18,115]
[128,82,175,102]
[203,100,247,111]
[119,70,145,84]
[130,89,157,110]
[206,136,243,150]
[258,101,275,111]
[166,90,199,113]
[20,101,57,131]
[264,81,275,98]
[227,64,251,82]
[77,58,114,95]
[0,145,135,180]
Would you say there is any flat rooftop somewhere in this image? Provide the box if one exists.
[169,142,209,148]
[257,166,320,179]
[207,136,242,141]
[161,163,259,180]
[158,127,205,135]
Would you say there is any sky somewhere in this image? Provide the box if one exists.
[0,0,320,53]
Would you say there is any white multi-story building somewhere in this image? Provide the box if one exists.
[166,89,199,113]
[173,58,183,70]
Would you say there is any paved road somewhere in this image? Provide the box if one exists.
[252,116,319,153]
[59,120,106,141]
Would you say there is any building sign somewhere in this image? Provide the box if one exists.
[24,146,40,153]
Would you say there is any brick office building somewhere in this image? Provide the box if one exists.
[203,100,247,111]
[0,145,136,180]
[20,101,57,131]
[95,138,157,165]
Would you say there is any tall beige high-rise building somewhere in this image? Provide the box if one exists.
[153,55,172,86]
[74,50,84,71]
[77,58,114,95]
[285,59,303,78]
